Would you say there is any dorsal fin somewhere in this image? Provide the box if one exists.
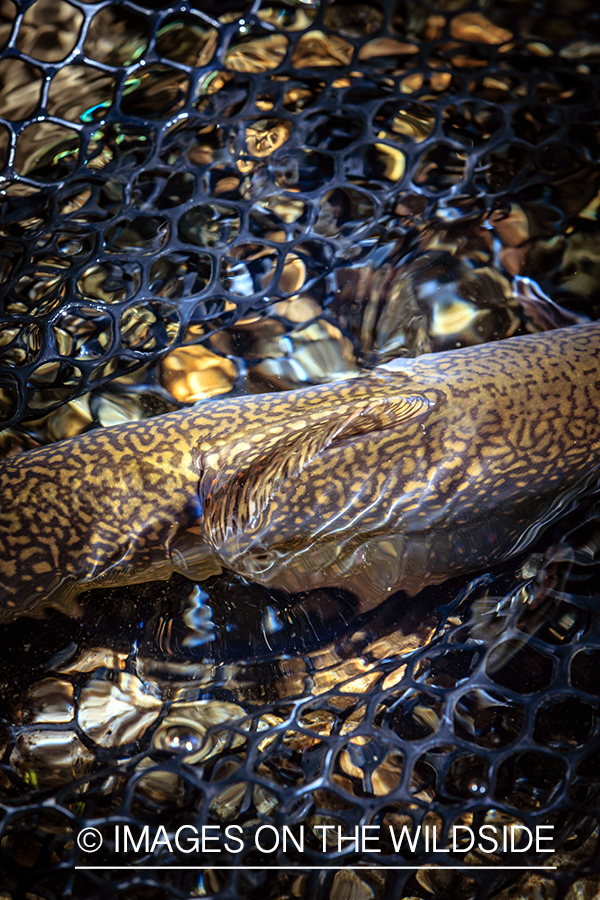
[202,394,432,547]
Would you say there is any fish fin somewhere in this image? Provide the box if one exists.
[0,573,81,623]
[47,583,82,618]
[79,527,222,594]
[203,394,431,544]
[169,528,223,581]
[342,394,432,434]
[81,553,175,590]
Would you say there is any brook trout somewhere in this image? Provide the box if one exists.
[1,324,600,621]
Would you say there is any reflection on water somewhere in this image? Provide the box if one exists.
[1,229,600,900]
[2,0,600,895]
[0,507,598,897]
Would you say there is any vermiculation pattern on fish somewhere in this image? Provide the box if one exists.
[1,324,600,621]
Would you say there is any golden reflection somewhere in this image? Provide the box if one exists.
[225,33,289,73]
[292,31,353,68]
[245,118,292,157]
[160,344,237,402]
[449,12,512,45]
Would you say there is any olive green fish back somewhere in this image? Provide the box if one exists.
[1,325,600,618]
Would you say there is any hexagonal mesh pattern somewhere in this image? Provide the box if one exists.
[1,540,600,900]
[2,0,600,427]
[1,1,600,899]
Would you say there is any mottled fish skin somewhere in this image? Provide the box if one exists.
[1,324,600,620]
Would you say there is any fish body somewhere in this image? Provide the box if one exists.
[1,324,600,620]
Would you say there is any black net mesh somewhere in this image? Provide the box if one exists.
[1,0,600,898]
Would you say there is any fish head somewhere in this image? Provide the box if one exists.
[195,374,442,599]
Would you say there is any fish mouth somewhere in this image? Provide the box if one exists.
[232,534,414,600]
[235,551,280,578]
[233,540,344,584]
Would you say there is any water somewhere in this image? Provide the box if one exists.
[1,0,600,896]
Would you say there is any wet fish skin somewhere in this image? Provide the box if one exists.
[1,324,600,620]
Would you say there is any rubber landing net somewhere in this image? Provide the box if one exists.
[0,1,599,898]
